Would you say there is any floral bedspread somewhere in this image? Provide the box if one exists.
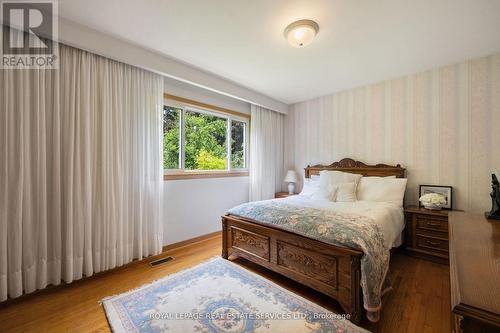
[227,199,391,322]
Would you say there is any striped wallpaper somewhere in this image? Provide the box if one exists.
[285,53,500,213]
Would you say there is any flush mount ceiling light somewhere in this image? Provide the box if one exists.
[284,19,319,48]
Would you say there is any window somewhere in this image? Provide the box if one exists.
[163,103,249,176]
[163,106,181,170]
[231,120,246,169]
[185,110,227,170]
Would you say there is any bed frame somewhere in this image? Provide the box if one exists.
[221,158,405,324]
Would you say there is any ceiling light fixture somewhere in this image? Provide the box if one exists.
[284,19,319,48]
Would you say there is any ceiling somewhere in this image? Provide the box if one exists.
[59,0,500,104]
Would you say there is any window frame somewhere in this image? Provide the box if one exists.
[163,98,250,180]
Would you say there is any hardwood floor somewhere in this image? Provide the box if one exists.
[0,234,450,333]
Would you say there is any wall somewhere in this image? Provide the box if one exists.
[162,79,250,245]
[286,53,500,213]
[162,177,248,245]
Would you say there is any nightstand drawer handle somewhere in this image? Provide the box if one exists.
[426,240,440,246]
[426,222,441,227]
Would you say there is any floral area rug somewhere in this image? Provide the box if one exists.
[102,257,369,333]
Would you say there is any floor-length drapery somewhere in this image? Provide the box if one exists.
[0,43,164,301]
[249,105,284,201]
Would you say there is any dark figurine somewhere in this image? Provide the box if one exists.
[486,173,500,220]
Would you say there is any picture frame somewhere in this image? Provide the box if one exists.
[419,185,453,209]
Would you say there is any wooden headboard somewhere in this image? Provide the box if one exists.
[305,158,406,178]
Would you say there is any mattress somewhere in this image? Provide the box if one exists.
[280,195,406,249]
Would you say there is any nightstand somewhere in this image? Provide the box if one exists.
[405,205,454,265]
[275,192,296,198]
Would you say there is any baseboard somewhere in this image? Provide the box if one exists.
[162,231,221,252]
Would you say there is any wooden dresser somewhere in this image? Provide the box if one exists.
[449,212,500,332]
[405,206,451,264]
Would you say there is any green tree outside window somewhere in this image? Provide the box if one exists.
[163,106,247,171]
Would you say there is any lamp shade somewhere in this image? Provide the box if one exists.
[284,170,298,183]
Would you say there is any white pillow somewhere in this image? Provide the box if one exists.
[299,178,320,197]
[335,182,358,202]
[317,171,362,201]
[357,177,408,206]
[310,182,337,202]
[319,170,363,187]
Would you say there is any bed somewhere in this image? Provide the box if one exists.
[221,158,406,324]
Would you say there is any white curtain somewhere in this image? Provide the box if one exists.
[249,105,284,201]
[0,43,164,301]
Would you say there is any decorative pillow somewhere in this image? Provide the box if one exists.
[299,177,320,197]
[357,177,408,206]
[317,171,363,201]
[310,182,337,202]
[335,182,358,202]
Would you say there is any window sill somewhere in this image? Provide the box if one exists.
[164,170,249,181]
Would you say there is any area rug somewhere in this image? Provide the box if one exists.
[102,257,368,333]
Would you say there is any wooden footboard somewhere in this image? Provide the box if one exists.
[221,215,363,324]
